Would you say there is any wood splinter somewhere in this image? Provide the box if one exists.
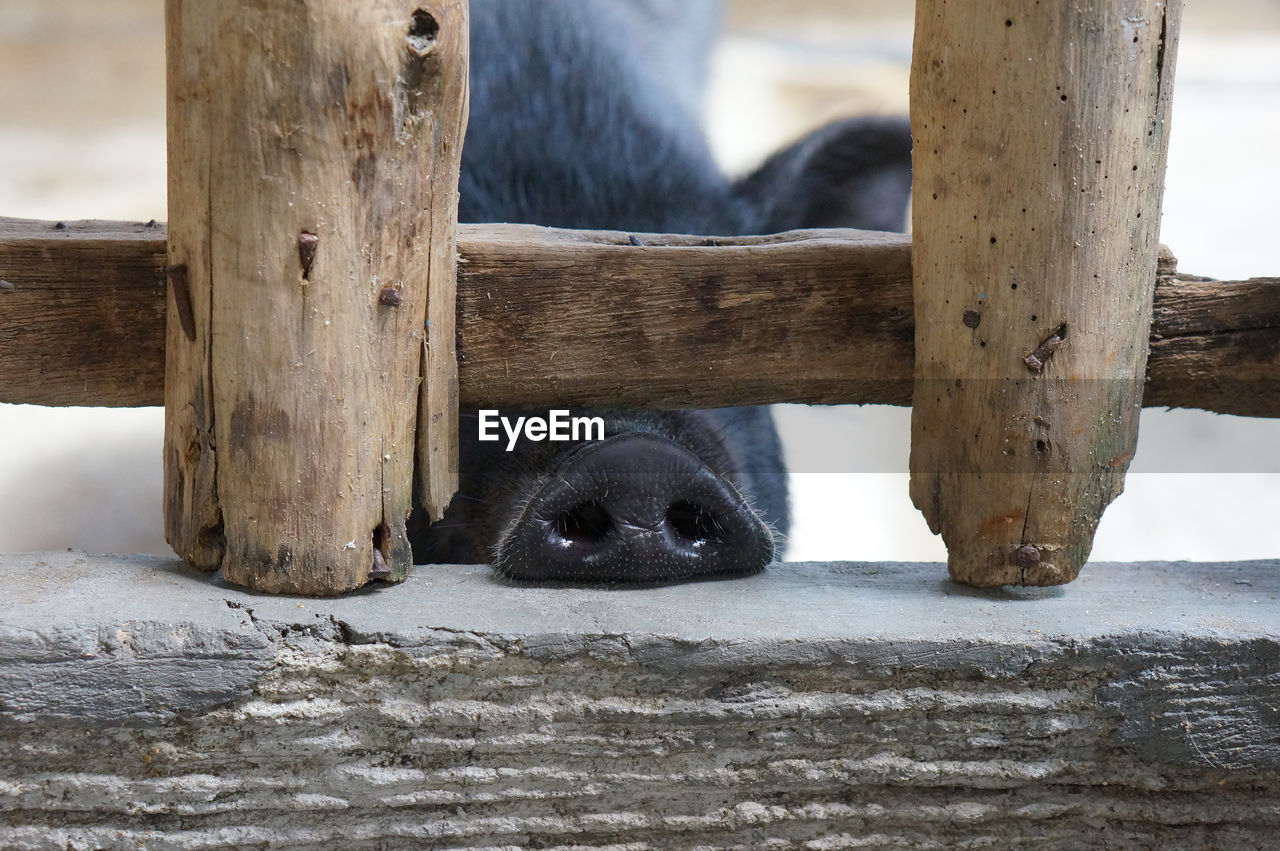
[166,264,195,342]
[370,547,391,580]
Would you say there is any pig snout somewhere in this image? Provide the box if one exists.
[493,432,775,583]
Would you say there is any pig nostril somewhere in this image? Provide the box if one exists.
[552,501,613,545]
[666,499,719,544]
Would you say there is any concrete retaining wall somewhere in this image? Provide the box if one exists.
[2,552,1278,848]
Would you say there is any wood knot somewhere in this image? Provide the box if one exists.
[407,9,439,55]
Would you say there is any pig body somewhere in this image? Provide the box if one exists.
[409,0,912,582]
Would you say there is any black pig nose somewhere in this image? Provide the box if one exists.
[494,433,775,583]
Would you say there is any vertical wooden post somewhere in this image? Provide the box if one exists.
[164,0,467,595]
[909,1,1181,586]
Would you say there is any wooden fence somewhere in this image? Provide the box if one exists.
[1,220,1275,415]
[0,0,1275,595]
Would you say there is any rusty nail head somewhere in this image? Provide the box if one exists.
[1014,545,1041,567]
[298,232,319,279]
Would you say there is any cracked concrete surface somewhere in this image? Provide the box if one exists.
[2,553,1279,848]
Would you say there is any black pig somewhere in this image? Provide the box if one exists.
[408,0,912,583]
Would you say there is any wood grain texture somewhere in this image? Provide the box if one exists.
[2,221,1276,415]
[1146,274,1280,417]
[162,0,467,596]
[908,0,1184,587]
[163,0,221,574]
[0,218,166,407]
[415,3,469,523]
[455,225,915,407]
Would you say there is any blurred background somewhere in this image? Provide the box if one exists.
[1,0,1277,562]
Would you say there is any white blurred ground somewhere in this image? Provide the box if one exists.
[0,1,1276,562]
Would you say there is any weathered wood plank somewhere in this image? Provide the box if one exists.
[0,219,1275,415]
[0,218,167,408]
[415,4,470,524]
[1147,275,1280,418]
[908,0,1184,587]
[163,0,222,573]
[162,0,467,596]
[455,225,915,407]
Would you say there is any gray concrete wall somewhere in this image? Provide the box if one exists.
[2,553,1278,848]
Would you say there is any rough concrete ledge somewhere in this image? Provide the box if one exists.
[1,552,1279,849]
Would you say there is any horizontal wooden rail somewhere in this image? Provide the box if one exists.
[0,217,1276,416]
